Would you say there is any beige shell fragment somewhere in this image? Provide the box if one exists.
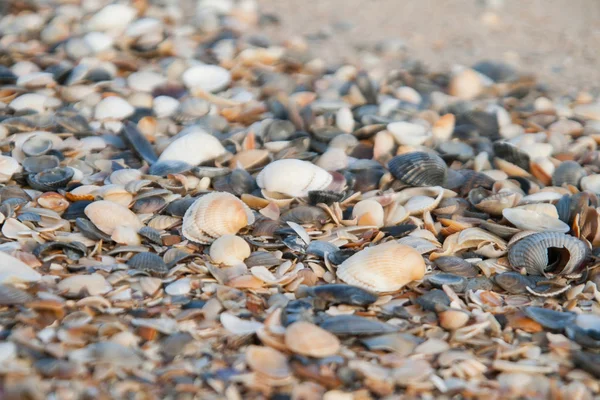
[336,241,426,292]
[182,192,255,244]
[256,159,333,197]
[0,155,21,183]
[502,208,570,233]
[158,131,226,166]
[209,235,251,266]
[0,251,42,284]
[352,199,384,227]
[84,200,143,235]
[284,321,340,358]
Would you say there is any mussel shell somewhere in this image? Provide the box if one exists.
[308,190,344,205]
[319,315,398,336]
[122,121,158,165]
[244,251,282,268]
[456,110,499,139]
[63,201,94,220]
[0,66,18,84]
[33,241,87,260]
[212,169,256,196]
[493,142,530,171]
[298,284,377,306]
[27,167,74,191]
[164,197,196,217]
[472,60,518,83]
[523,306,576,331]
[507,232,590,277]
[148,160,192,176]
[138,226,163,245]
[22,155,60,173]
[281,206,328,226]
[75,217,112,241]
[0,185,31,203]
[493,272,540,294]
[427,273,467,292]
[132,196,167,214]
[388,151,447,187]
[306,240,339,259]
[552,160,587,187]
[127,252,169,276]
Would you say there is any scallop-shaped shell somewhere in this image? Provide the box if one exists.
[182,65,231,93]
[256,159,333,198]
[502,208,570,233]
[388,152,447,187]
[552,160,587,187]
[84,200,143,235]
[158,131,226,167]
[284,321,340,358]
[387,121,432,146]
[508,232,589,277]
[336,241,426,293]
[182,192,255,244]
[352,200,384,227]
[209,235,251,266]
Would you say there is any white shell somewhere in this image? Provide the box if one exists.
[158,131,226,166]
[84,200,143,235]
[182,192,255,244]
[153,96,180,118]
[10,93,53,113]
[57,274,111,296]
[352,200,384,227]
[109,169,142,186]
[110,226,142,246]
[387,121,432,146]
[316,148,348,171]
[581,175,600,193]
[256,159,333,197]
[165,278,192,296]
[127,71,167,92]
[182,65,232,93]
[83,32,114,53]
[88,4,137,32]
[0,155,21,183]
[16,72,55,88]
[95,97,134,120]
[209,234,251,266]
[0,251,41,284]
[502,208,570,233]
[125,18,163,38]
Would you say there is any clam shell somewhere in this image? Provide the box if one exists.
[552,160,587,187]
[388,151,447,187]
[352,199,384,227]
[0,251,42,284]
[0,284,34,305]
[502,208,570,233]
[0,155,21,183]
[158,131,226,166]
[246,345,290,379]
[336,241,426,293]
[95,96,134,120]
[127,252,169,276]
[508,232,589,277]
[209,235,251,266]
[182,192,255,244]
[387,121,432,146]
[84,200,143,235]
[27,167,74,191]
[256,159,333,198]
[284,321,340,358]
[182,65,231,93]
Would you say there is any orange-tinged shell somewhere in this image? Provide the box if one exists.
[336,241,426,293]
[182,192,255,244]
[246,345,290,379]
[284,321,340,358]
[84,200,143,235]
[209,234,251,266]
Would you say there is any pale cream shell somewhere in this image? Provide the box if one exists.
[0,251,41,284]
[256,159,333,198]
[336,241,426,293]
[502,208,570,233]
[84,200,143,235]
[182,192,255,244]
[158,131,226,166]
[284,321,340,358]
[352,199,385,227]
[209,234,251,266]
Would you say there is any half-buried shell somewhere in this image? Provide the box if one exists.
[256,159,333,198]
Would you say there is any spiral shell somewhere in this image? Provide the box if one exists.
[388,151,447,187]
[336,241,426,293]
[256,159,333,198]
[508,232,589,277]
[182,192,255,244]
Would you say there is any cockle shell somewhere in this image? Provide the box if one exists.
[158,131,226,166]
[256,159,333,198]
[246,345,291,379]
[182,192,255,244]
[84,200,143,235]
[209,235,251,266]
[336,241,426,292]
[352,200,384,227]
[284,321,340,358]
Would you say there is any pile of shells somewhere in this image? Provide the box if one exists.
[1,0,600,398]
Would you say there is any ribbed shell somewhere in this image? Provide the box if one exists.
[158,131,226,166]
[552,160,587,187]
[182,192,255,244]
[256,159,333,197]
[336,241,426,292]
[508,232,589,277]
[388,152,447,187]
[492,142,530,171]
[209,234,251,265]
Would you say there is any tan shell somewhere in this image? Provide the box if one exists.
[284,321,340,358]
[209,234,251,266]
[84,200,143,235]
[352,199,384,227]
[182,192,255,244]
[158,131,226,166]
[246,345,290,379]
[336,241,426,292]
[448,68,483,100]
[256,159,333,198]
[502,208,570,233]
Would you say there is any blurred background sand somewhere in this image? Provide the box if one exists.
[258,0,600,93]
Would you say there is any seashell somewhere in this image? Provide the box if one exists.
[127,253,169,277]
[0,251,42,284]
[352,199,384,227]
[308,190,344,206]
[388,152,447,187]
[127,71,167,93]
[209,235,251,266]
[182,65,231,93]
[27,167,74,191]
[284,321,340,358]
[336,241,426,293]
[22,155,60,173]
[523,307,576,331]
[552,160,586,187]
[580,174,600,193]
[493,142,530,171]
[95,96,134,120]
[295,284,377,306]
[110,169,142,186]
[257,159,333,198]
[316,148,348,171]
[469,188,521,216]
[21,135,53,157]
[438,309,470,330]
[153,96,180,118]
[502,208,570,233]
[84,200,143,235]
[111,225,141,246]
[88,4,137,32]
[10,93,56,113]
[387,121,432,146]
[508,232,589,277]
[246,345,291,380]
[57,274,111,297]
[158,131,226,166]
[448,68,483,100]
[182,192,255,244]
[319,315,399,336]
[122,121,159,165]
[33,241,87,260]
[0,155,21,183]
[0,284,34,305]
[132,196,166,214]
[427,273,467,292]
[165,278,192,296]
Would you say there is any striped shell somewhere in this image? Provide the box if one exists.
[552,160,587,187]
[182,192,255,244]
[388,152,447,187]
[256,159,333,198]
[158,131,226,166]
[336,241,426,293]
[508,232,589,277]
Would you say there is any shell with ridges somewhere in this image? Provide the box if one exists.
[336,241,426,293]
[388,152,447,187]
[209,235,251,266]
